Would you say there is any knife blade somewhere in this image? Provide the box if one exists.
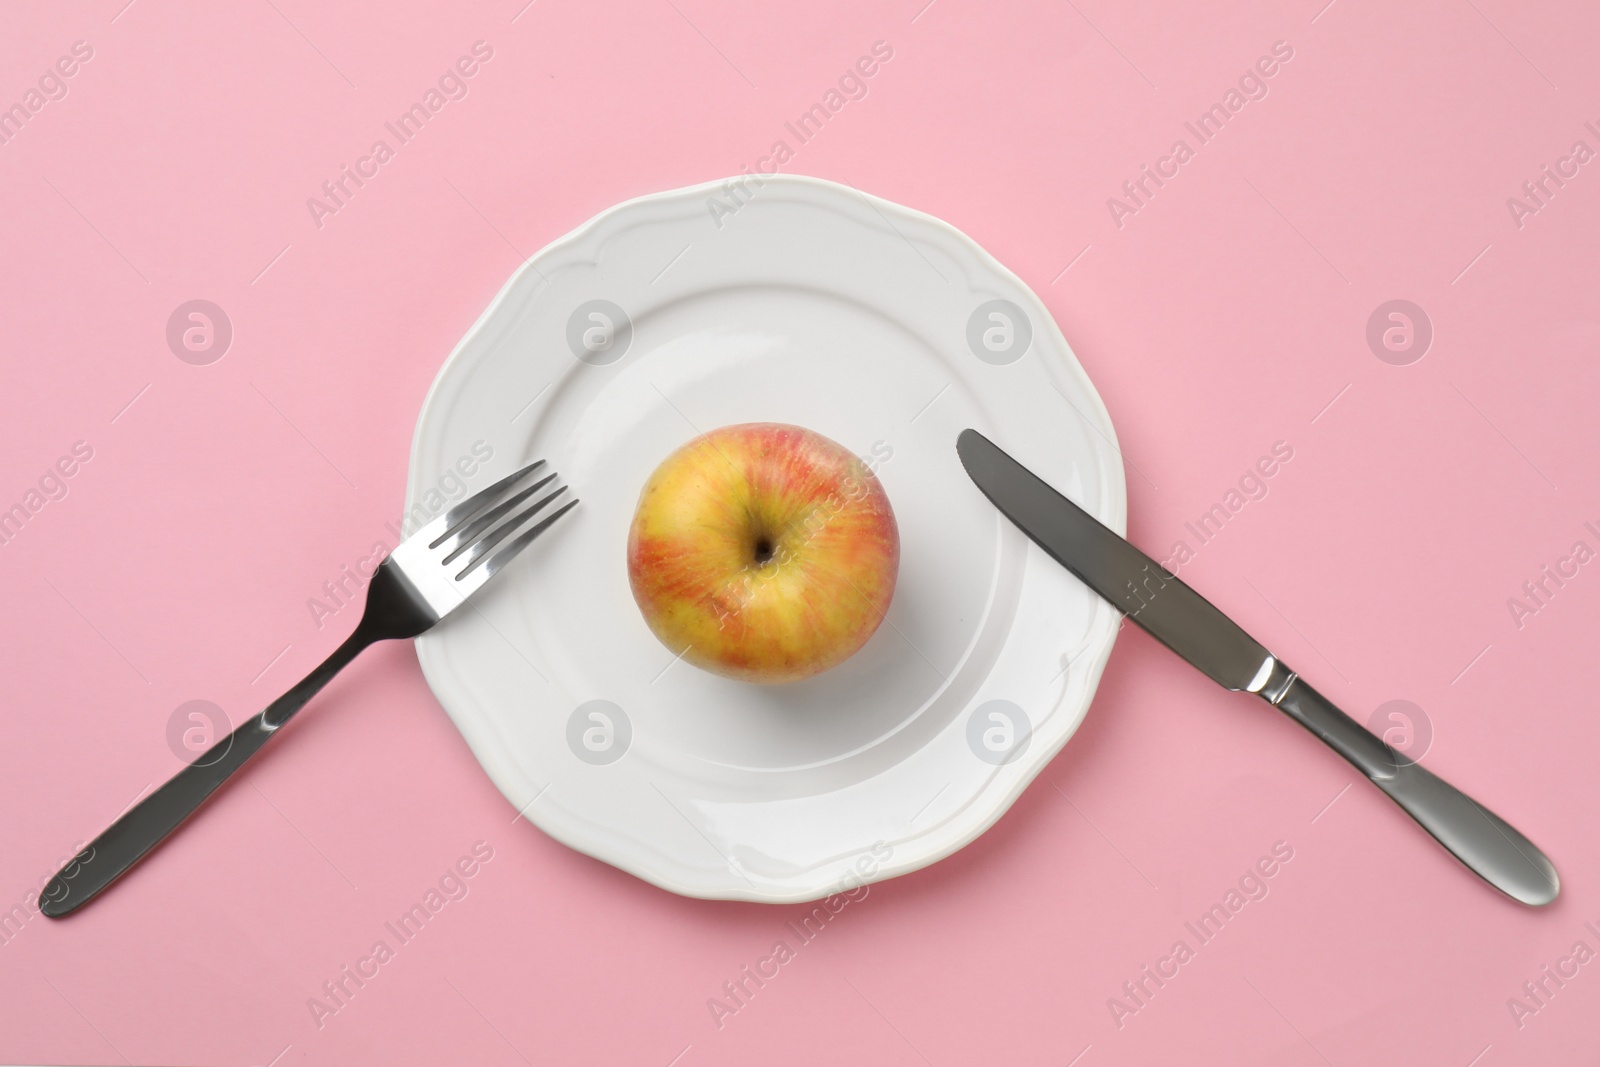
[957,428,1559,907]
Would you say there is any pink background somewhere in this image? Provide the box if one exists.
[2,0,1598,1063]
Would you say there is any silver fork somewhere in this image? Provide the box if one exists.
[41,460,577,918]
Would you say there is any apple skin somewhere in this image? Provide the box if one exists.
[627,423,899,684]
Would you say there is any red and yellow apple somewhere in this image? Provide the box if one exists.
[626,423,899,684]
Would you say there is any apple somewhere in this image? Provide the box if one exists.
[627,423,899,684]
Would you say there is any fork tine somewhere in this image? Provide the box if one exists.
[438,473,559,564]
[426,459,547,548]
[453,485,571,578]
[467,498,579,582]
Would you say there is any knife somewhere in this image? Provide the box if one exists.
[957,428,1558,906]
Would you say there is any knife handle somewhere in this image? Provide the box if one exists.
[39,627,374,918]
[1269,675,1559,906]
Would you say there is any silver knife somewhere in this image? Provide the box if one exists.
[957,428,1558,906]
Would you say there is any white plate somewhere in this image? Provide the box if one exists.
[406,175,1125,902]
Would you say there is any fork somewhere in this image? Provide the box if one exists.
[40,460,577,918]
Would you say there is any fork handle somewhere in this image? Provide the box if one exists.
[39,626,376,918]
